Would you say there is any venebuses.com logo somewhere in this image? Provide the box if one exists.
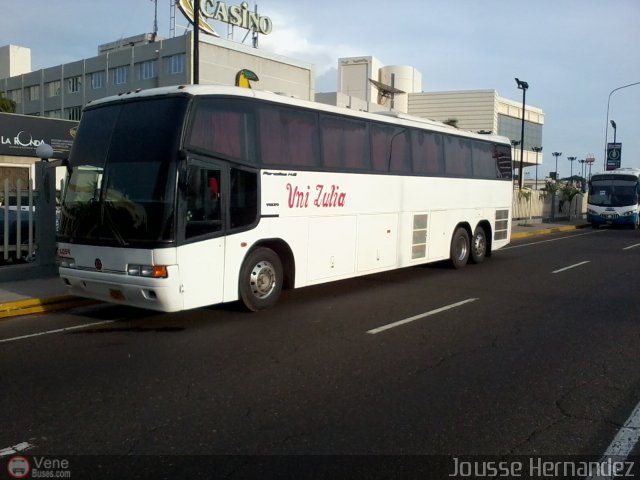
[6,456,30,479]
[5,455,71,478]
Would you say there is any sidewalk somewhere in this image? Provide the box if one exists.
[511,218,590,239]
[0,220,591,319]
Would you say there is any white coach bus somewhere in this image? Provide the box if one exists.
[56,85,513,312]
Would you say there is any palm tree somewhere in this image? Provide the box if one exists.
[0,94,16,113]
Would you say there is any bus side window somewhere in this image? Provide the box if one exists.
[230,168,257,229]
[186,165,222,238]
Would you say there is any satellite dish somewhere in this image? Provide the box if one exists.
[368,78,405,105]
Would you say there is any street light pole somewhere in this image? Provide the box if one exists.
[511,140,520,187]
[532,146,542,190]
[515,78,529,190]
[552,151,562,181]
[193,0,200,84]
[567,156,576,182]
[610,120,617,143]
[604,81,640,170]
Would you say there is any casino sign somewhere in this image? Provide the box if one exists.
[176,0,273,38]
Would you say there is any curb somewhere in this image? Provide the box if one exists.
[0,295,97,320]
[511,223,591,240]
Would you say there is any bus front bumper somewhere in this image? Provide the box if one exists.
[587,212,639,227]
[59,266,183,312]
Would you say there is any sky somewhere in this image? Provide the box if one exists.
[2,0,639,179]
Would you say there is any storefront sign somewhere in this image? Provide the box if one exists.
[176,0,273,38]
[0,113,77,159]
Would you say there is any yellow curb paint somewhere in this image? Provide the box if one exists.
[0,297,96,320]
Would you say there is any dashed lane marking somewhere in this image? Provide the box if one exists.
[366,298,478,334]
[0,320,116,344]
[552,261,590,274]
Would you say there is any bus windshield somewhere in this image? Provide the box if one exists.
[588,178,639,207]
[58,96,189,246]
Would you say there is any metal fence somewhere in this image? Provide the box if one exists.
[1,178,37,264]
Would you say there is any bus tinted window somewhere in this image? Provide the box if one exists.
[320,114,369,170]
[494,144,513,179]
[68,105,119,168]
[230,168,258,229]
[472,141,497,179]
[188,98,256,164]
[371,124,409,173]
[411,130,443,175]
[444,136,472,177]
[259,105,319,167]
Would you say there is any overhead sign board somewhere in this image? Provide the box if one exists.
[0,113,77,159]
[606,142,622,170]
[176,0,273,38]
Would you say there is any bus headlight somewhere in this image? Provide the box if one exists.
[57,256,76,268]
[127,264,169,278]
[587,209,598,216]
[622,210,634,216]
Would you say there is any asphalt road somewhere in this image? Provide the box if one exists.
[1,228,639,478]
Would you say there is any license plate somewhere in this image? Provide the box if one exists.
[109,289,125,300]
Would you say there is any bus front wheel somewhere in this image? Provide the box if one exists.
[450,227,470,269]
[239,247,283,312]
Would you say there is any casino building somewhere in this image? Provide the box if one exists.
[0,1,544,176]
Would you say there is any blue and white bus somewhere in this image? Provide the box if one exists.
[587,168,640,229]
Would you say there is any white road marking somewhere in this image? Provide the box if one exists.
[0,320,116,344]
[622,243,640,251]
[503,230,603,250]
[366,298,478,334]
[586,400,640,480]
[0,442,35,458]
[552,261,590,274]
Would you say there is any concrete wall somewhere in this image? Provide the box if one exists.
[0,45,31,79]
[199,35,314,100]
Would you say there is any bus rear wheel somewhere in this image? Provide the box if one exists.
[450,227,470,269]
[469,226,487,264]
[239,247,283,312]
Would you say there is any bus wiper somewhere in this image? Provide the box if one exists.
[103,201,129,246]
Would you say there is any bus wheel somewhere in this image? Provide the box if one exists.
[469,227,486,264]
[450,227,470,269]
[239,247,283,312]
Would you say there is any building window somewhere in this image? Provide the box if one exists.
[8,89,22,103]
[138,60,157,80]
[67,76,82,93]
[27,85,40,102]
[66,106,82,121]
[112,66,129,85]
[90,71,104,90]
[45,109,62,119]
[497,114,542,152]
[46,80,61,97]
[166,54,185,75]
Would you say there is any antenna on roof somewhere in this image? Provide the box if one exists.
[151,0,158,41]
[369,78,405,107]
